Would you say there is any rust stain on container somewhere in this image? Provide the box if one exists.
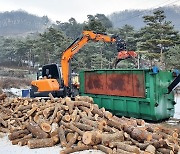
[85,71,145,97]
[85,73,106,94]
[106,74,134,96]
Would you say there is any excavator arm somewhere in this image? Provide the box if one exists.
[61,31,117,87]
[61,30,137,88]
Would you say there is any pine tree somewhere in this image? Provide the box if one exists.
[138,10,179,67]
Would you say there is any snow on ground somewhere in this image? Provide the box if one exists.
[3,88,23,96]
[0,134,104,154]
[174,94,180,119]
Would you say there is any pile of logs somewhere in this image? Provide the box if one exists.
[0,94,180,154]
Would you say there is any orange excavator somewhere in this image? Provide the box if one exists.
[30,31,137,97]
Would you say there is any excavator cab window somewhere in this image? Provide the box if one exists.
[42,64,61,79]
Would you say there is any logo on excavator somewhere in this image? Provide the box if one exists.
[71,44,79,52]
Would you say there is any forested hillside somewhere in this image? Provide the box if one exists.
[109,6,180,30]
[0,10,51,36]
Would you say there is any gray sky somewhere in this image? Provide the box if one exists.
[0,0,180,22]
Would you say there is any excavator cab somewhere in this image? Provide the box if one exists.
[30,64,65,98]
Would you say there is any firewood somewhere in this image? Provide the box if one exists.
[130,138,150,150]
[95,145,113,154]
[0,127,9,133]
[60,145,93,154]
[66,132,78,148]
[26,121,48,139]
[130,127,152,142]
[27,137,57,149]
[115,142,140,154]
[61,121,84,136]
[73,122,94,131]
[0,93,7,100]
[43,106,54,118]
[26,107,37,117]
[66,100,74,114]
[81,117,98,128]
[157,148,174,154]
[0,117,8,127]
[66,133,74,142]
[145,145,156,154]
[49,105,59,124]
[58,125,67,147]
[71,108,78,121]
[11,134,32,145]
[0,105,12,115]
[104,111,113,119]
[8,129,29,140]
[55,110,65,123]
[102,131,124,146]
[82,131,102,145]
[62,113,71,122]
[116,148,134,154]
[75,96,93,104]
[107,119,122,130]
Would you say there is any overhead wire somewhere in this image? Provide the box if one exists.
[112,0,180,23]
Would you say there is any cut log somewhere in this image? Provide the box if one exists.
[27,137,57,149]
[157,148,174,154]
[66,133,74,143]
[0,117,8,127]
[62,114,71,122]
[26,121,48,139]
[60,145,93,154]
[111,142,140,154]
[11,134,32,145]
[130,127,152,142]
[61,121,84,136]
[82,131,102,145]
[73,122,94,131]
[0,93,7,100]
[145,145,156,154]
[49,105,59,124]
[54,111,64,123]
[43,106,54,118]
[81,117,98,128]
[66,132,78,148]
[96,145,113,154]
[107,119,122,130]
[75,96,93,104]
[58,125,67,147]
[102,131,124,146]
[8,129,29,140]
[71,108,78,121]
[116,148,134,154]
[130,138,150,150]
[66,100,74,114]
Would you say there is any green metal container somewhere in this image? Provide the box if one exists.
[79,69,175,121]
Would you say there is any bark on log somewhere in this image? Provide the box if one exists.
[102,131,124,146]
[27,137,57,149]
[58,125,67,147]
[66,101,74,114]
[96,145,113,154]
[75,96,93,104]
[145,145,156,154]
[82,131,102,145]
[110,142,140,154]
[116,148,134,154]
[0,93,7,100]
[157,148,174,154]
[130,127,152,142]
[0,117,8,127]
[73,122,94,131]
[26,121,48,139]
[8,129,29,140]
[66,132,78,148]
[61,121,84,136]
[60,145,93,154]
[50,105,59,124]
[71,108,78,122]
